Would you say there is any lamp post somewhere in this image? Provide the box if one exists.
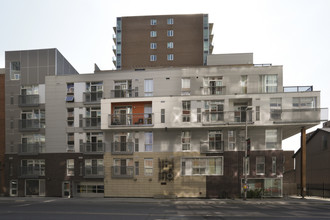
[243,106,253,201]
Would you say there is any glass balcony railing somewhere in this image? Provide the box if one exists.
[83,91,103,104]
[84,166,104,178]
[19,119,45,131]
[203,86,226,95]
[18,95,39,107]
[283,86,313,92]
[200,141,224,153]
[19,143,45,155]
[20,166,45,177]
[83,117,101,129]
[202,111,253,125]
[271,108,328,123]
[109,113,153,127]
[110,89,138,98]
[111,166,134,178]
[111,142,134,155]
[80,142,105,154]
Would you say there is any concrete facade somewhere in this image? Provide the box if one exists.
[114,14,213,70]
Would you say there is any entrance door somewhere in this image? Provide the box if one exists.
[63,181,71,197]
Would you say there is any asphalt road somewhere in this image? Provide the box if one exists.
[0,197,330,220]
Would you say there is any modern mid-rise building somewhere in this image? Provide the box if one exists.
[3,48,326,197]
[113,14,213,70]
[0,68,5,196]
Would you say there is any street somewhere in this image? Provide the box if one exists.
[0,197,330,219]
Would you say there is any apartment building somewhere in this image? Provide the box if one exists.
[0,68,5,195]
[3,51,324,198]
[113,14,213,70]
[4,49,78,197]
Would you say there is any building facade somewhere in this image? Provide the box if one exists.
[3,50,324,198]
[113,14,213,70]
[0,68,5,195]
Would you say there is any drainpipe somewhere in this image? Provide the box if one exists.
[301,127,306,198]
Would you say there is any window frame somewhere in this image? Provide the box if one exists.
[167,18,174,25]
[67,159,75,176]
[150,42,157,49]
[167,30,174,37]
[182,101,191,122]
[150,31,157,37]
[144,159,153,176]
[167,42,174,49]
[181,131,191,151]
[167,54,174,61]
[256,156,265,175]
[150,19,157,25]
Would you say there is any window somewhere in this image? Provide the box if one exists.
[240,75,247,94]
[113,159,133,176]
[161,109,165,123]
[228,130,236,150]
[67,83,74,94]
[21,159,45,176]
[144,79,153,96]
[10,180,18,196]
[243,157,250,175]
[167,54,174,61]
[67,108,74,127]
[266,129,277,149]
[67,159,74,176]
[256,106,260,121]
[167,42,174,49]
[85,159,104,176]
[10,61,20,80]
[150,55,157,62]
[135,138,139,152]
[145,132,153,152]
[203,77,224,95]
[181,157,223,176]
[181,78,190,95]
[150,31,157,37]
[270,98,282,120]
[182,131,191,151]
[144,159,153,176]
[272,157,276,174]
[209,131,222,151]
[167,30,174,37]
[135,161,139,175]
[76,184,104,194]
[150,19,157,25]
[150,43,157,49]
[182,101,191,122]
[167,18,174,25]
[204,100,224,122]
[293,97,316,108]
[256,156,265,175]
[197,108,201,123]
[67,133,74,152]
[260,75,278,93]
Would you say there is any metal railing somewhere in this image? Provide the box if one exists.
[283,86,313,93]
[84,166,104,178]
[83,91,103,104]
[19,119,45,131]
[108,113,153,127]
[111,142,134,154]
[200,141,224,153]
[18,95,39,107]
[111,166,134,178]
[83,117,101,129]
[18,143,45,155]
[110,89,137,98]
[202,111,253,124]
[203,86,226,95]
[20,166,45,177]
[80,142,105,154]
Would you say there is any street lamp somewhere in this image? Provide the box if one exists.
[243,106,253,201]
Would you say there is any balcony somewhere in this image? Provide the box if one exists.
[18,95,39,107]
[202,111,252,125]
[20,166,45,178]
[19,119,44,131]
[84,166,104,178]
[83,91,103,104]
[83,117,101,129]
[203,86,226,95]
[111,142,134,155]
[110,89,137,98]
[111,166,134,178]
[80,142,105,154]
[271,108,328,124]
[109,113,153,127]
[18,143,45,155]
[200,141,224,153]
[283,86,313,92]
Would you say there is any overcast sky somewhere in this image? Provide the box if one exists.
[1,0,329,151]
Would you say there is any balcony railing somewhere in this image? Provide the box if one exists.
[271,108,328,123]
[84,166,104,178]
[203,86,226,95]
[111,166,134,178]
[200,141,224,153]
[19,119,45,131]
[283,86,313,92]
[202,111,253,125]
[20,166,45,177]
[83,117,101,129]
[108,113,154,127]
[110,89,137,98]
[111,142,134,155]
[18,143,45,155]
[18,95,39,107]
[83,91,103,104]
[80,142,105,154]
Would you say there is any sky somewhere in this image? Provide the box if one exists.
[1,0,330,152]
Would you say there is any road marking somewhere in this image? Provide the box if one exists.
[43,200,56,203]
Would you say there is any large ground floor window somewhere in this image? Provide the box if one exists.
[25,179,45,196]
[181,157,223,176]
[76,182,104,197]
[242,178,282,197]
